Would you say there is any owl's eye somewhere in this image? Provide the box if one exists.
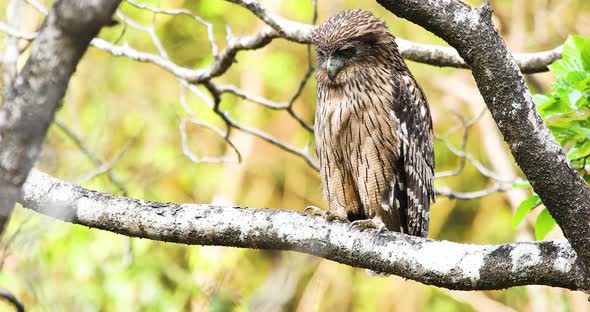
[335,46,356,58]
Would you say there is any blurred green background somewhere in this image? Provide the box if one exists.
[1,0,590,311]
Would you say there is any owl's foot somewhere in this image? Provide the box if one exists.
[304,205,325,216]
[349,219,387,234]
[324,210,348,222]
[304,206,348,222]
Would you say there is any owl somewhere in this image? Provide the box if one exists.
[308,9,435,237]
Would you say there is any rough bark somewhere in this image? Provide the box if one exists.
[0,0,121,234]
[376,0,590,279]
[17,170,590,290]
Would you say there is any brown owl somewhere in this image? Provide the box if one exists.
[308,9,435,237]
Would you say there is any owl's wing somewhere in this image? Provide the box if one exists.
[384,74,435,237]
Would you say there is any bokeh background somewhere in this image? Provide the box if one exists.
[1,0,590,311]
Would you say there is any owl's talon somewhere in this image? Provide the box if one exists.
[349,219,381,231]
[304,206,348,223]
[324,211,335,221]
[304,205,325,216]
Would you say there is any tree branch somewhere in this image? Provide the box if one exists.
[18,169,589,290]
[89,25,560,77]
[0,0,121,234]
[53,119,130,195]
[396,39,562,73]
[0,288,24,312]
[226,0,560,74]
[376,0,590,279]
[0,5,561,75]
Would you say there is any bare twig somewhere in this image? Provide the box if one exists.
[178,84,241,164]
[436,135,517,183]
[24,0,47,15]
[0,215,33,268]
[203,81,318,170]
[0,21,36,40]
[432,108,523,200]
[0,288,24,312]
[54,120,130,195]
[75,131,140,185]
[124,0,219,58]
[1,0,23,99]
[435,108,486,179]
[226,0,313,43]
[436,183,511,200]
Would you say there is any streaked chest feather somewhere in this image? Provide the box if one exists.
[315,82,396,145]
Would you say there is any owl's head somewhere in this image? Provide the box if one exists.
[311,9,397,84]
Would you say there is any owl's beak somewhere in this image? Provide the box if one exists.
[326,55,339,81]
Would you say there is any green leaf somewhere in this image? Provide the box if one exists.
[537,96,567,117]
[549,59,584,78]
[526,36,590,236]
[534,208,557,240]
[562,35,586,61]
[512,194,541,228]
[580,43,590,71]
[532,94,551,106]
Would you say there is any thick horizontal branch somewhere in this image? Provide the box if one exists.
[18,170,589,291]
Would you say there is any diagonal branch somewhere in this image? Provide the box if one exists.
[0,0,122,234]
[225,0,313,43]
[376,0,590,281]
[18,169,589,291]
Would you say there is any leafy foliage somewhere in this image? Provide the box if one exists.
[514,35,590,239]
